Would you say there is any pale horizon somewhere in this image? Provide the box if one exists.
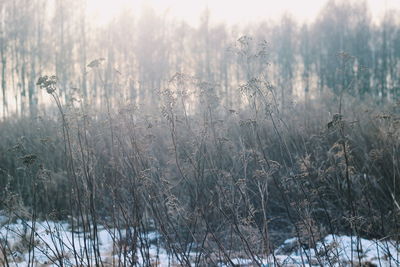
[87,0,400,26]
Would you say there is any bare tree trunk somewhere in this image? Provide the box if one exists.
[1,45,7,118]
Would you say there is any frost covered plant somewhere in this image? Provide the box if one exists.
[36,75,57,94]
[87,58,105,69]
[36,75,64,119]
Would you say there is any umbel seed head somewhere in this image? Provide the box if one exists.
[37,75,57,94]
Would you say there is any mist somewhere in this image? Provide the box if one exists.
[0,0,399,266]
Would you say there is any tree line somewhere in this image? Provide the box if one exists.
[0,0,399,119]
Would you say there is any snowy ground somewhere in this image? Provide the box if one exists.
[0,218,399,266]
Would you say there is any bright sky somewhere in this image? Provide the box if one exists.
[86,0,400,26]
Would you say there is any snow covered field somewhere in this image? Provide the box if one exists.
[0,217,399,266]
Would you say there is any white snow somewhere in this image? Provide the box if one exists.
[1,219,399,266]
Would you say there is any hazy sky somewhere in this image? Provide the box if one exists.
[87,0,400,26]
